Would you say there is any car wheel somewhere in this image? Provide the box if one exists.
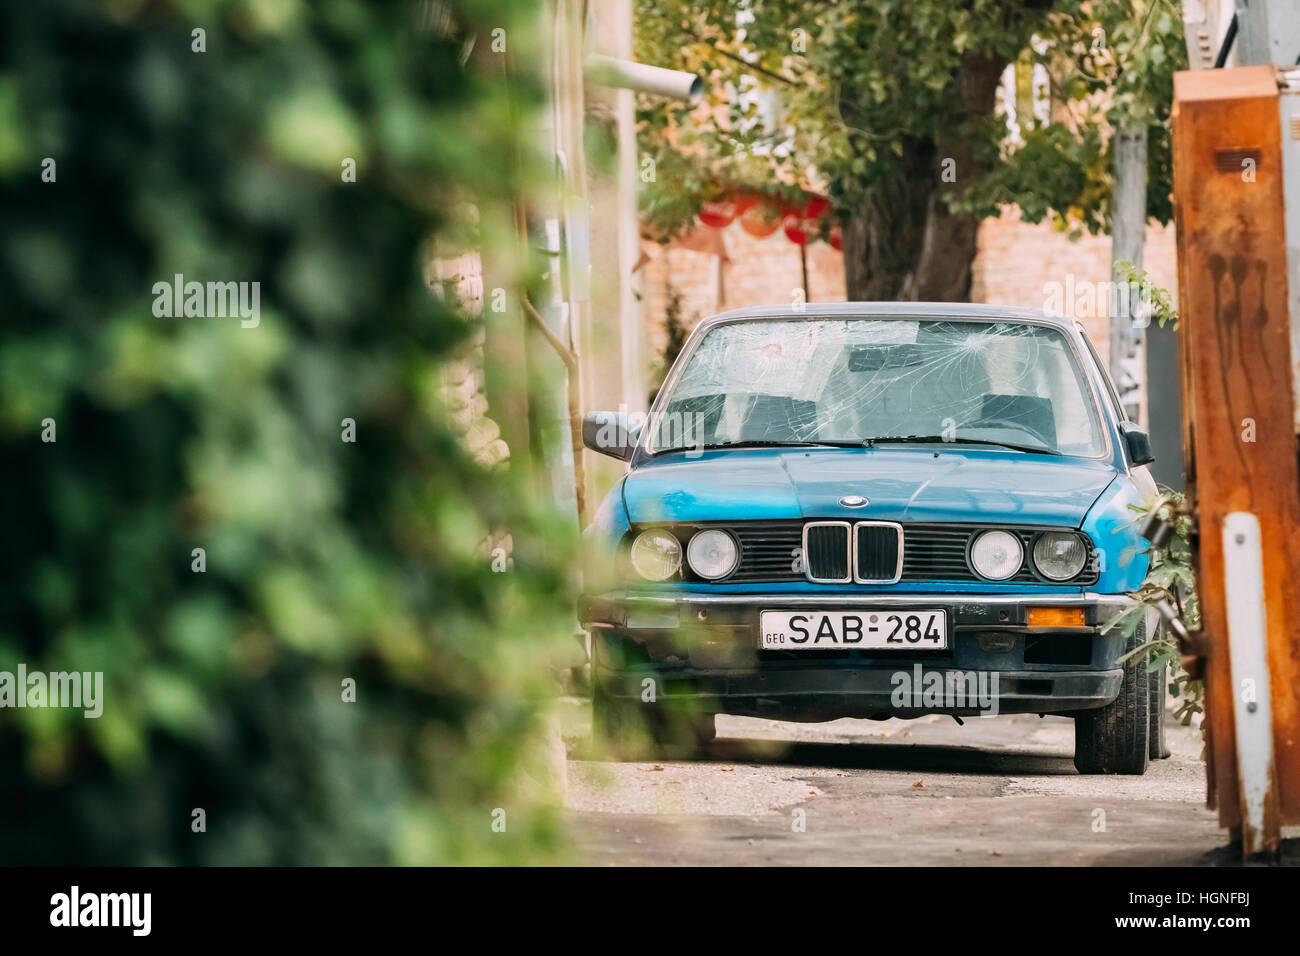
[1149,662,1171,760]
[647,704,717,754]
[591,680,653,760]
[1074,622,1150,774]
[669,712,716,747]
[591,683,715,759]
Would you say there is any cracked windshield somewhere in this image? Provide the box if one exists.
[651,318,1107,458]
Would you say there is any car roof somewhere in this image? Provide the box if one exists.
[696,301,1077,331]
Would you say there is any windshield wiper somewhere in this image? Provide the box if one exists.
[665,436,1060,455]
[700,439,866,450]
[859,435,1060,456]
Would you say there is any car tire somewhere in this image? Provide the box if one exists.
[591,682,715,759]
[681,712,717,746]
[1074,623,1150,775]
[1149,663,1171,760]
[647,709,716,749]
[591,680,653,760]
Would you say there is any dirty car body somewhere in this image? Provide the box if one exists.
[580,304,1161,773]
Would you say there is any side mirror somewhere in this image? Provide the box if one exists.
[1121,421,1154,466]
[582,411,642,461]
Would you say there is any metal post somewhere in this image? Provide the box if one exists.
[1222,513,1281,854]
[1145,320,1186,491]
[800,242,810,303]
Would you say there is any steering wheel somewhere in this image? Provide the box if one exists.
[966,417,1054,448]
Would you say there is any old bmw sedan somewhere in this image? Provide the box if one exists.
[579,303,1165,774]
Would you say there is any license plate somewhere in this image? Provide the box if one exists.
[760,610,948,650]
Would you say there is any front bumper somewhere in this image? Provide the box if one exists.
[580,590,1137,719]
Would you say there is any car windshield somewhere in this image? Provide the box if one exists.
[648,318,1107,457]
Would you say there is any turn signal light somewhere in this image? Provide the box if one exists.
[1026,606,1086,628]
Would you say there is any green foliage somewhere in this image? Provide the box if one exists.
[1110,491,1204,726]
[636,0,1184,239]
[966,119,1109,234]
[978,0,1186,232]
[1115,259,1180,328]
[0,0,576,864]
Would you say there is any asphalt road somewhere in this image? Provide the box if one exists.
[562,700,1227,865]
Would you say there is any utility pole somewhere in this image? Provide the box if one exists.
[1146,0,1247,492]
[1110,123,1146,419]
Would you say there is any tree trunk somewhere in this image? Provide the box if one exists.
[1110,123,1148,412]
[840,54,1006,302]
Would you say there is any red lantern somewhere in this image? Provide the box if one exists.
[781,210,808,246]
[739,199,782,238]
[783,194,832,246]
[828,221,843,251]
[697,200,737,229]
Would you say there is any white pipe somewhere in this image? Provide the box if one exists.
[585,54,702,102]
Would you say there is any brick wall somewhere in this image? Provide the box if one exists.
[971,206,1178,365]
[427,250,510,469]
[640,223,846,366]
[640,207,1177,370]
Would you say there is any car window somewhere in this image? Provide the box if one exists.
[1076,322,1128,423]
[650,318,1107,458]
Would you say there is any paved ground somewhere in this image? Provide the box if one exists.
[561,700,1228,865]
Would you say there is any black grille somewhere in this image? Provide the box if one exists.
[855,523,901,581]
[728,524,805,581]
[804,523,850,581]
[902,524,978,581]
[681,521,1099,585]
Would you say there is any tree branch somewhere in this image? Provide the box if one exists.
[521,294,578,372]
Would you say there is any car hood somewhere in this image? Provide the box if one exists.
[622,447,1118,527]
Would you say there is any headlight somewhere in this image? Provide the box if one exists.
[686,529,740,580]
[1032,531,1088,581]
[970,530,1023,580]
[629,529,682,580]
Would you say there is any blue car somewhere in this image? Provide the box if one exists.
[579,303,1164,774]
